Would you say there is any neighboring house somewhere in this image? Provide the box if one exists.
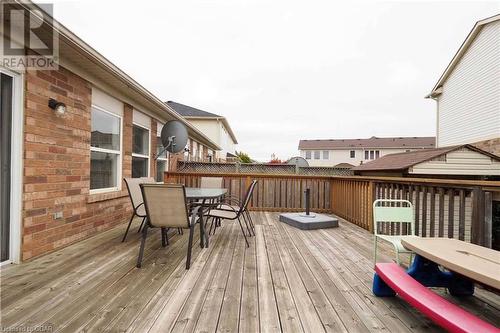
[298,136,435,167]
[166,101,238,162]
[0,2,219,262]
[167,101,238,161]
[352,145,500,179]
[426,14,500,156]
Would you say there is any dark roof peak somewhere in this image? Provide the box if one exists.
[166,101,222,118]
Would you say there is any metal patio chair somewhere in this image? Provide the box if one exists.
[123,177,156,242]
[200,177,223,189]
[137,184,199,269]
[206,180,258,247]
[373,199,417,266]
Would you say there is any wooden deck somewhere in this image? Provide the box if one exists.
[1,212,499,332]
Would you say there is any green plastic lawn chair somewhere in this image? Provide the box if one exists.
[373,199,417,266]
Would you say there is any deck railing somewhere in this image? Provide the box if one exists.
[165,171,500,247]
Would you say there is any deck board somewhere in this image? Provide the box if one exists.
[1,212,499,333]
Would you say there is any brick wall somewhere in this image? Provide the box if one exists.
[22,66,133,260]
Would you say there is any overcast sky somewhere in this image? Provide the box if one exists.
[47,0,499,161]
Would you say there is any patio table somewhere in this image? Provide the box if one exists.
[185,187,227,248]
[401,237,500,294]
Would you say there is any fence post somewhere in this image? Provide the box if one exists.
[246,176,252,211]
[485,191,492,248]
[471,187,485,246]
[367,181,375,233]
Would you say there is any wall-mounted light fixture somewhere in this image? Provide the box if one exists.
[48,98,66,117]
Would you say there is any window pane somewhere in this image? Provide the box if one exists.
[133,125,149,155]
[305,151,311,159]
[156,140,167,159]
[365,151,369,160]
[375,150,380,159]
[350,150,355,158]
[323,151,329,159]
[91,108,120,151]
[132,156,148,178]
[156,160,166,182]
[314,151,320,159]
[90,151,118,190]
[370,151,374,159]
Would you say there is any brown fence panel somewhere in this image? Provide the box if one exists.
[166,171,499,247]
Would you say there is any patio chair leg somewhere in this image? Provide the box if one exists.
[137,216,145,233]
[136,223,149,268]
[373,237,378,268]
[246,211,255,235]
[122,213,135,242]
[165,228,169,245]
[242,213,252,237]
[178,228,183,235]
[237,217,250,248]
[186,224,195,269]
[209,217,215,236]
[161,228,166,247]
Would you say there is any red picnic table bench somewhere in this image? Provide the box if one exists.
[373,238,500,333]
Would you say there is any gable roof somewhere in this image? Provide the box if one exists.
[298,136,435,150]
[166,101,222,118]
[427,14,500,98]
[166,101,238,144]
[351,145,500,171]
[14,1,220,151]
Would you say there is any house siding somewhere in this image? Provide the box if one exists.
[437,20,500,147]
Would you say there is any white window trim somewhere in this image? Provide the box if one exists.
[0,67,23,264]
[90,105,123,195]
[132,123,151,178]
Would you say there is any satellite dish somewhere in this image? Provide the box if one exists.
[287,156,309,167]
[160,120,188,154]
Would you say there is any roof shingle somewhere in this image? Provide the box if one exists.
[298,136,436,150]
[166,101,222,118]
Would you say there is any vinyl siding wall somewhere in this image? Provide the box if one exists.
[437,20,500,147]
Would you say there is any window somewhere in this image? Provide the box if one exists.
[156,131,168,182]
[305,151,311,159]
[132,124,150,178]
[314,150,320,159]
[350,150,355,158]
[90,107,122,191]
[364,150,369,160]
[322,150,329,159]
[375,150,380,159]
[370,150,374,160]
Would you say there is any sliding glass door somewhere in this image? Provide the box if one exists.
[0,72,13,262]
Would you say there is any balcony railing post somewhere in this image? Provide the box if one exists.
[471,187,485,246]
[368,181,375,233]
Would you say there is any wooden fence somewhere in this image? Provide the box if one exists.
[165,171,500,247]
[165,172,332,213]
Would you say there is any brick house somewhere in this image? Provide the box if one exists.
[0,2,220,263]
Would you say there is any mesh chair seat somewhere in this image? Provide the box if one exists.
[377,235,418,253]
[208,209,238,219]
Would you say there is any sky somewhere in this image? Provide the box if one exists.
[46,0,499,161]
